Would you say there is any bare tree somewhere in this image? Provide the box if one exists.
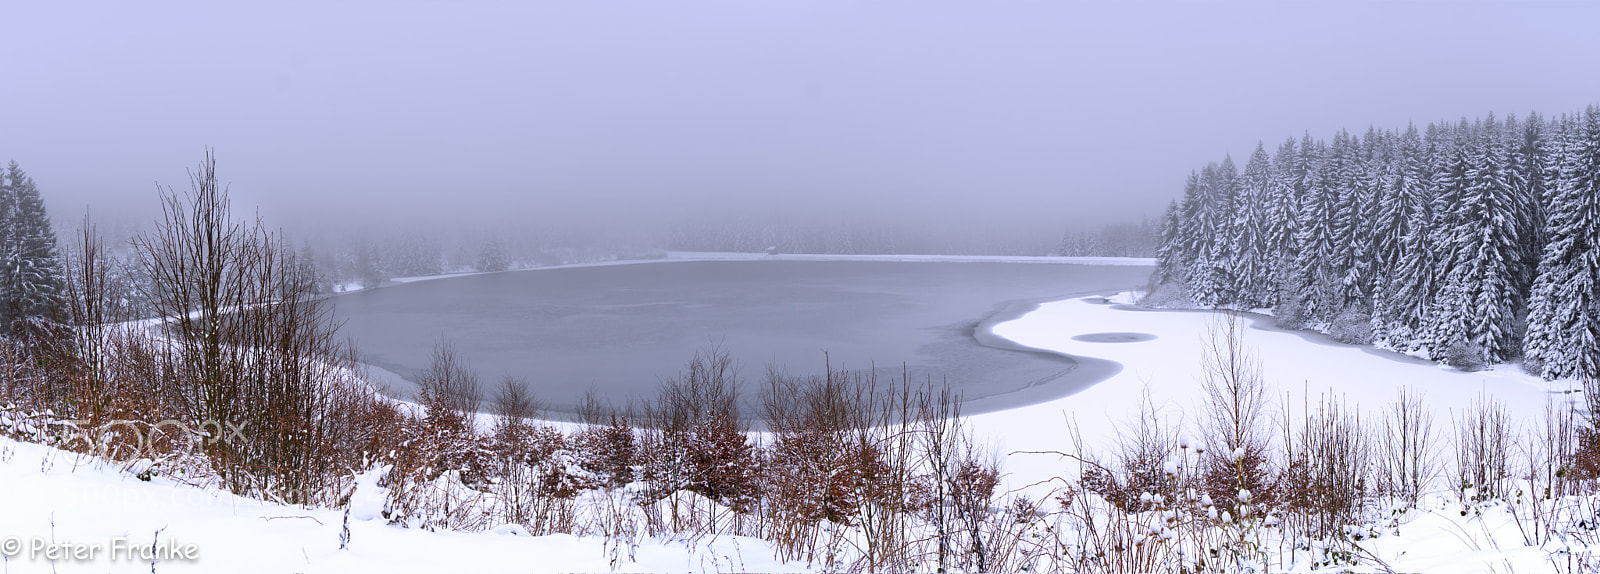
[1197,312,1273,511]
[131,150,393,503]
[62,211,119,425]
[1378,387,1438,506]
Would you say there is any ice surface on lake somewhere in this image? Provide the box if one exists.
[334,259,1152,417]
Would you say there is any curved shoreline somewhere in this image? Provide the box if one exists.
[341,257,1154,417]
[359,289,1139,417]
[960,293,1126,413]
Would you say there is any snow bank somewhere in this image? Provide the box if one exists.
[0,439,800,573]
[974,294,1570,492]
[967,292,1581,573]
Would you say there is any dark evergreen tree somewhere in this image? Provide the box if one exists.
[1525,108,1600,379]
[1418,121,1471,356]
[1373,125,1428,345]
[0,161,68,346]
[1187,161,1236,306]
[478,235,510,272]
[1290,137,1337,323]
[1513,111,1552,289]
[1154,199,1186,285]
[1265,137,1301,306]
[1231,143,1274,308]
[1429,115,1522,363]
[1326,130,1365,309]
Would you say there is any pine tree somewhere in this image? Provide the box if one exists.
[1186,161,1236,306]
[1525,108,1600,379]
[1264,137,1301,307]
[1154,200,1186,284]
[1291,138,1337,323]
[0,161,68,347]
[1419,120,1472,356]
[1329,128,1386,311]
[478,235,509,272]
[1373,125,1428,345]
[1231,143,1274,308]
[1432,114,1522,364]
[1513,112,1552,289]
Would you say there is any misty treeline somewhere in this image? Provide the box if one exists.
[1153,106,1600,378]
[668,216,1157,258]
[293,226,666,292]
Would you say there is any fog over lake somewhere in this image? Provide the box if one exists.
[335,259,1152,418]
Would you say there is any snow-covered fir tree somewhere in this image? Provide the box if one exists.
[0,161,67,345]
[1524,107,1600,379]
[1290,138,1336,325]
[1436,114,1522,363]
[1230,143,1274,309]
[478,235,509,272]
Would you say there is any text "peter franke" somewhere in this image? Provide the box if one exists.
[0,535,200,562]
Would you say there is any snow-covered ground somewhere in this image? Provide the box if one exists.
[0,437,803,573]
[0,285,1583,572]
[969,292,1582,573]
[974,292,1570,489]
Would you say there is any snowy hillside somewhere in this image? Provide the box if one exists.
[4,289,1597,573]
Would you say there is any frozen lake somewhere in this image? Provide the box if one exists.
[333,258,1153,418]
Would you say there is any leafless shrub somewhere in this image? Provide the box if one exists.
[384,342,496,530]
[1454,393,1515,504]
[1510,399,1587,547]
[1377,387,1439,507]
[124,151,399,504]
[947,446,1002,572]
[1196,313,1275,514]
[637,345,759,527]
[1082,389,1180,512]
[573,387,626,426]
[757,362,922,570]
[1280,394,1370,542]
[1443,339,1488,372]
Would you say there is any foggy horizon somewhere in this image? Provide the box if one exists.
[5,1,1600,239]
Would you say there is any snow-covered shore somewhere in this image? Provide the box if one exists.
[0,437,802,573]
[969,292,1580,573]
[973,292,1570,490]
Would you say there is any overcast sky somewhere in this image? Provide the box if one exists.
[4,1,1599,236]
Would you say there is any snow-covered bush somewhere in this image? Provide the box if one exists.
[1443,339,1488,371]
[1327,306,1374,344]
[1139,279,1196,309]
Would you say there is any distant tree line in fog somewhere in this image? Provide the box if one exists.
[279,228,666,292]
[1152,106,1600,379]
[1054,219,1159,258]
[668,218,1156,258]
